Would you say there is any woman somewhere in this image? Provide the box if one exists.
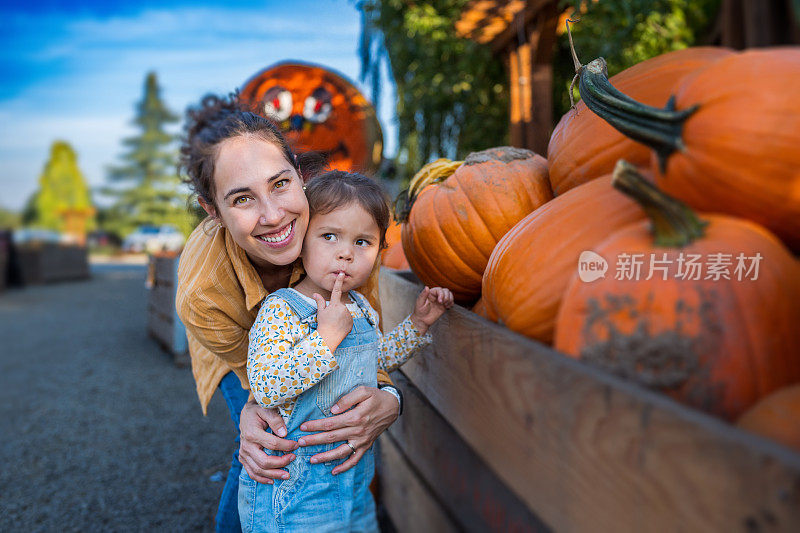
[176,94,402,533]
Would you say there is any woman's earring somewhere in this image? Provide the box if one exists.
[302,185,307,191]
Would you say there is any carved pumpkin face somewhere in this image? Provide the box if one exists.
[240,62,383,173]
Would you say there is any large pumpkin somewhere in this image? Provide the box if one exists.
[737,385,800,452]
[548,47,733,196]
[400,147,552,303]
[482,173,644,344]
[577,49,800,250]
[381,219,409,270]
[555,162,800,421]
[240,62,383,173]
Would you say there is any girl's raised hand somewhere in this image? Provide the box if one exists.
[313,272,353,352]
[410,286,454,335]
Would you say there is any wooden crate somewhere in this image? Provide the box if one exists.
[147,254,188,365]
[0,230,9,292]
[15,243,90,284]
[377,268,800,532]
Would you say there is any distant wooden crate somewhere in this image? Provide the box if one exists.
[0,230,9,292]
[377,268,800,532]
[147,254,188,365]
[15,243,90,285]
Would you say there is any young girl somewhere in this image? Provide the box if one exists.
[239,170,453,532]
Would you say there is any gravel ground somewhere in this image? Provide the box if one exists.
[0,264,235,532]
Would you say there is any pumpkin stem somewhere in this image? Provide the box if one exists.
[566,16,582,73]
[565,16,584,108]
[393,158,462,223]
[612,160,707,247]
[580,58,699,173]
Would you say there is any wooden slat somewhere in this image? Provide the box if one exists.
[378,436,460,533]
[149,284,177,316]
[379,269,800,532]
[152,256,177,286]
[387,372,550,532]
[148,308,175,344]
[40,245,90,282]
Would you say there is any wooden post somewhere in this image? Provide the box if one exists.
[527,2,558,155]
[508,45,525,147]
[714,0,800,47]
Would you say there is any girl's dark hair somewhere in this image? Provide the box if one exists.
[179,92,324,208]
[305,170,390,249]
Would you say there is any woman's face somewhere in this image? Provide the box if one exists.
[209,135,309,271]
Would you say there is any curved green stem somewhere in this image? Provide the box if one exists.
[612,160,707,247]
[579,58,698,173]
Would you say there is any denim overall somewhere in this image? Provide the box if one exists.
[239,288,379,533]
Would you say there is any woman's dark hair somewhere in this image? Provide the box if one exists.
[305,170,390,249]
[179,92,324,208]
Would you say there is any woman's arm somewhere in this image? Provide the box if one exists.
[296,386,401,475]
[248,297,338,408]
[238,400,299,484]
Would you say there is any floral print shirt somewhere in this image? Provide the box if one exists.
[248,289,431,419]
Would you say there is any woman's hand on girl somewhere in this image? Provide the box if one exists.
[238,400,300,484]
[410,286,454,335]
[296,385,400,474]
[313,272,353,353]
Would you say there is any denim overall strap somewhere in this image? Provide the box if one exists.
[268,288,317,325]
[347,290,376,328]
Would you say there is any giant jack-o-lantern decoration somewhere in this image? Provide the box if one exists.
[240,62,383,173]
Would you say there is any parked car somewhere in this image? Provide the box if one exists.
[122,225,184,254]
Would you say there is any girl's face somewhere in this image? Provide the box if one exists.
[207,135,309,271]
[299,202,381,298]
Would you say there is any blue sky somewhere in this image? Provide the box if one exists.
[0,0,396,210]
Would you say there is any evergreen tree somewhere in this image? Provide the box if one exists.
[103,71,195,237]
[24,140,96,234]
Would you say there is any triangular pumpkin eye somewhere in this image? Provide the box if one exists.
[262,86,292,121]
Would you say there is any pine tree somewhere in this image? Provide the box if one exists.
[103,72,195,237]
[24,140,96,236]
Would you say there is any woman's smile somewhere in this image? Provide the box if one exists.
[255,220,296,248]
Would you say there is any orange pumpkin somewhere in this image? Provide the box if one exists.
[555,161,800,421]
[381,243,409,270]
[471,298,489,318]
[482,173,645,344]
[380,218,409,270]
[548,47,733,196]
[240,62,383,173]
[577,49,800,250]
[400,147,552,303]
[737,385,800,452]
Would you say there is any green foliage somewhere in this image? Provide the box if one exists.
[103,72,199,237]
[0,206,21,229]
[358,0,509,182]
[553,0,722,119]
[24,141,96,233]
